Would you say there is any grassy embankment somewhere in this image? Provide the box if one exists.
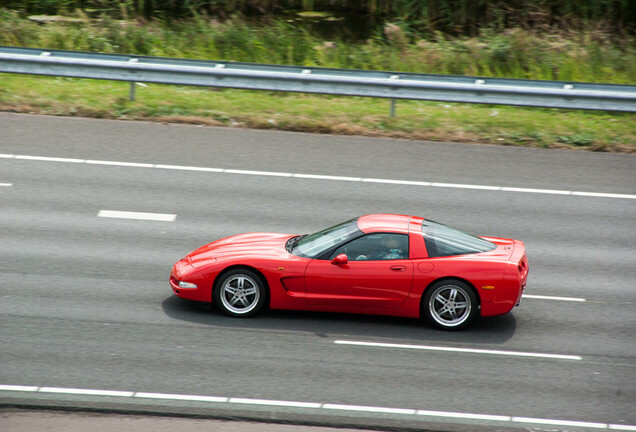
[1,10,635,152]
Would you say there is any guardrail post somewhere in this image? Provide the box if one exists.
[128,58,139,101]
[389,75,400,117]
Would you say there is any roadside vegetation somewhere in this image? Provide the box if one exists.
[1,1,635,152]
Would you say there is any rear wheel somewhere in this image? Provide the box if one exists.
[423,280,478,330]
[214,269,267,317]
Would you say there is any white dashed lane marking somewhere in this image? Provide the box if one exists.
[135,392,227,403]
[39,387,134,397]
[523,294,586,302]
[1,384,634,430]
[97,210,176,222]
[334,340,583,360]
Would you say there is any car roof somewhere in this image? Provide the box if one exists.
[357,214,413,234]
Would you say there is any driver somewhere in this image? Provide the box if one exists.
[381,236,406,259]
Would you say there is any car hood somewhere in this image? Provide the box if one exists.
[186,232,295,268]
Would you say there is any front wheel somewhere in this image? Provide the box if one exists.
[214,269,267,317]
[422,280,478,330]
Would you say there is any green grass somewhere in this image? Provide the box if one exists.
[1,11,635,151]
[2,74,634,152]
[1,10,635,83]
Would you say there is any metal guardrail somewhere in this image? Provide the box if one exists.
[1,45,636,113]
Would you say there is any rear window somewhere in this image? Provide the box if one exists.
[422,220,496,258]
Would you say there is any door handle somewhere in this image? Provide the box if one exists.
[389,265,407,271]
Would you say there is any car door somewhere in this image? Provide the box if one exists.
[304,233,413,309]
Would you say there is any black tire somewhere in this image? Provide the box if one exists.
[422,279,478,330]
[213,269,267,317]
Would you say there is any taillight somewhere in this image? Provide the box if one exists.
[518,255,528,274]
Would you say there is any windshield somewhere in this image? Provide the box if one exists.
[292,218,361,258]
[422,219,496,257]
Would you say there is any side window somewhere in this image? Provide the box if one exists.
[330,233,408,261]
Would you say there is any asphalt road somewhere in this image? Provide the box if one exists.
[1,113,635,431]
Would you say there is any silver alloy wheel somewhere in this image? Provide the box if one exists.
[428,284,472,327]
[219,274,260,315]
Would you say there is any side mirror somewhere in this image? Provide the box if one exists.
[331,253,348,265]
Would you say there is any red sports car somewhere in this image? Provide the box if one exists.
[170,214,528,330]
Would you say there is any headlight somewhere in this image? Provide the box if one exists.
[178,281,197,289]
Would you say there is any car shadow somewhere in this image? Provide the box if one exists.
[162,295,517,345]
[162,296,516,344]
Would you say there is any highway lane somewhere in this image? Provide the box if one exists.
[1,113,635,431]
[2,113,635,194]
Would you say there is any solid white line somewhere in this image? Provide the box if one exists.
[229,398,322,408]
[0,183,12,187]
[14,155,84,163]
[502,186,571,195]
[225,169,293,177]
[524,294,586,302]
[39,387,134,397]
[334,340,582,360]
[292,173,362,181]
[4,154,636,199]
[431,182,501,191]
[323,404,416,415]
[417,410,510,421]
[135,392,227,403]
[512,416,607,429]
[1,384,634,430]
[610,425,636,431]
[85,160,154,168]
[573,191,635,199]
[362,178,431,186]
[98,210,176,222]
[155,164,224,172]
[0,384,39,392]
